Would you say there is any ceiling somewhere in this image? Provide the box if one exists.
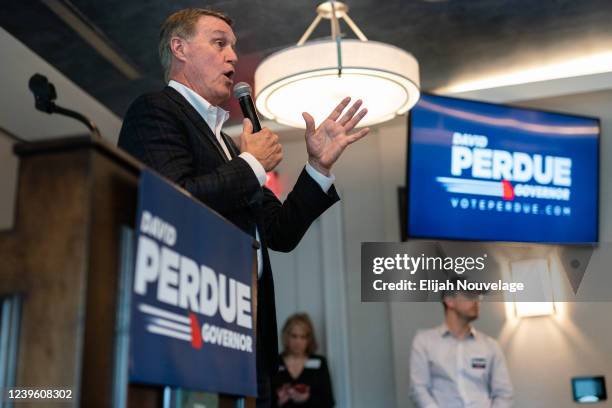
[2,0,612,126]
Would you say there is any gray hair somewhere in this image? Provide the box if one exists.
[158,8,233,82]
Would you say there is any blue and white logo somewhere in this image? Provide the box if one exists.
[129,170,257,396]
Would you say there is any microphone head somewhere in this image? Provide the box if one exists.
[233,82,252,99]
[29,73,57,112]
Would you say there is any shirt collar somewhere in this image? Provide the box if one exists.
[168,80,229,135]
[438,323,477,339]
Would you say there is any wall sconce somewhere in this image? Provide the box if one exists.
[514,301,555,318]
[511,259,555,318]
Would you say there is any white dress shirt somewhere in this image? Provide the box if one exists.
[168,80,335,277]
[409,324,514,408]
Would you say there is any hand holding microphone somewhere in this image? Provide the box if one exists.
[234,82,283,171]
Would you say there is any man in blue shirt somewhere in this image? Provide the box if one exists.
[409,279,514,407]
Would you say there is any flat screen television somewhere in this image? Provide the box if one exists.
[406,93,599,244]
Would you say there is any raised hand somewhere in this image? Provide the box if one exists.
[303,97,370,176]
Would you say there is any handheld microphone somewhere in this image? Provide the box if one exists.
[233,82,262,132]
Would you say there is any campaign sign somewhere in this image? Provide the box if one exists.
[129,170,256,396]
[408,94,599,243]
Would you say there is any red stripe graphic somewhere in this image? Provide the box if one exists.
[501,180,514,201]
[189,313,203,349]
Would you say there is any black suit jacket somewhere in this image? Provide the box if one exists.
[118,86,339,376]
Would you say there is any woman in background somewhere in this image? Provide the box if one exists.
[272,313,335,407]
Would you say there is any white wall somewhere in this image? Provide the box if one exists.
[271,88,612,408]
[500,90,612,407]
[269,126,399,408]
[388,89,612,408]
[270,203,353,408]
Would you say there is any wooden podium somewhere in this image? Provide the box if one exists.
[0,137,256,408]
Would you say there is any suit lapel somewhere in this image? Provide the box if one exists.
[221,131,240,158]
[163,86,228,163]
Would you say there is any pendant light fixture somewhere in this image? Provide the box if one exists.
[254,1,420,129]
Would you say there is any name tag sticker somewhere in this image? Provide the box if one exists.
[471,357,487,369]
[305,358,322,369]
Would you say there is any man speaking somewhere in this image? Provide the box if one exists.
[117,8,369,407]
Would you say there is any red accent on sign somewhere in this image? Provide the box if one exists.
[189,313,203,349]
[502,180,515,200]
